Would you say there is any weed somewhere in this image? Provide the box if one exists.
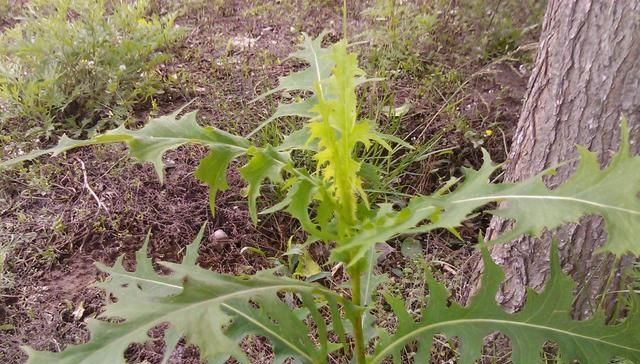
[5,29,640,363]
[37,246,58,265]
[51,216,65,234]
[362,0,545,177]
[0,0,184,138]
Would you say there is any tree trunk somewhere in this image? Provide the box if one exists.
[475,0,640,318]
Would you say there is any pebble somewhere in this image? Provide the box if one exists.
[213,229,228,240]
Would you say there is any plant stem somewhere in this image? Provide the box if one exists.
[349,266,367,364]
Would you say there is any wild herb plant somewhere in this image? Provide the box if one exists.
[3,33,640,364]
[0,0,183,138]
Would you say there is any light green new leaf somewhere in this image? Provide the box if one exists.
[25,230,351,364]
[307,41,381,226]
[370,243,640,364]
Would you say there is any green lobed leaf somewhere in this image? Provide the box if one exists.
[0,108,300,217]
[426,121,640,255]
[331,202,439,266]
[370,242,640,364]
[249,97,318,138]
[25,228,353,364]
[239,144,291,223]
[248,31,334,137]
[24,225,207,364]
[0,107,250,178]
[194,148,243,215]
[333,122,640,266]
[255,31,333,99]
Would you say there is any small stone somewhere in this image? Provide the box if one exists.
[213,229,228,240]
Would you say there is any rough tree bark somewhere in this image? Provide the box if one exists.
[472,0,640,318]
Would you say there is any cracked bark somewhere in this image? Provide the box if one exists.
[468,0,640,318]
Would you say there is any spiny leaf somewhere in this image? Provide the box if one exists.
[25,231,351,364]
[255,31,333,99]
[249,97,318,138]
[369,242,640,364]
[94,224,206,301]
[24,226,210,364]
[112,110,249,182]
[277,126,315,151]
[0,109,297,217]
[239,144,291,223]
[0,134,98,167]
[334,122,640,266]
[194,148,243,215]
[331,202,439,266]
[427,120,640,255]
[262,177,336,241]
[1,107,250,184]
[285,179,336,241]
[249,31,333,137]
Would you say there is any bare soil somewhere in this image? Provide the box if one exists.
[0,1,535,363]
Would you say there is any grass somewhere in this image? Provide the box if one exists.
[362,0,544,158]
[0,0,184,139]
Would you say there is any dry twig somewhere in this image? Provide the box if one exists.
[75,157,109,215]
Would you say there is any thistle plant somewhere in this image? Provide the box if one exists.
[3,33,640,364]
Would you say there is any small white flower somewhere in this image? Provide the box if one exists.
[119,64,126,71]
[87,60,95,66]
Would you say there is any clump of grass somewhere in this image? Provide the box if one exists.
[363,0,438,76]
[462,0,545,61]
[0,0,10,20]
[0,0,184,139]
[364,0,545,77]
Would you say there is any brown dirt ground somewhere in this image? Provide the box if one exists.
[0,1,537,363]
